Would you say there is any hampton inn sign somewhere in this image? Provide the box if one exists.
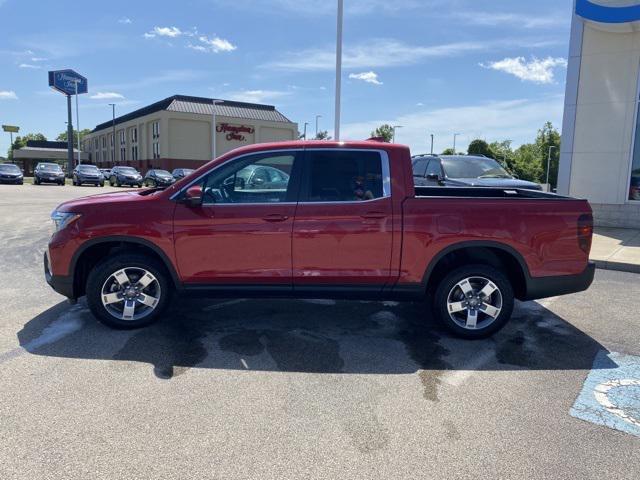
[217,123,255,142]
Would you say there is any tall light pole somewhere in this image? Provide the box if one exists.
[453,133,461,153]
[74,80,82,165]
[315,114,322,139]
[392,125,403,143]
[546,145,556,187]
[108,103,116,165]
[302,122,309,140]
[430,134,434,155]
[334,0,344,141]
[211,99,223,160]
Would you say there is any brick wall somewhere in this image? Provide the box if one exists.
[591,203,640,228]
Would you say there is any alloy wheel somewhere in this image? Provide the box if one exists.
[101,267,161,321]
[446,276,503,330]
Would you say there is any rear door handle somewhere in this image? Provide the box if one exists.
[361,212,386,220]
[262,214,289,222]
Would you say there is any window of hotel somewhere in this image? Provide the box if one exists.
[120,130,125,145]
[153,142,160,159]
[152,121,160,139]
[102,137,106,148]
[110,134,114,147]
[120,146,126,162]
[130,127,137,143]
[132,145,138,161]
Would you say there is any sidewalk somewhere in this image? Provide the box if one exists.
[591,227,640,274]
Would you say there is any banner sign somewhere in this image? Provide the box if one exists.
[2,125,19,133]
[217,123,255,142]
[48,69,88,96]
[576,0,640,24]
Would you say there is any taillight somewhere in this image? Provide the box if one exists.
[577,214,593,254]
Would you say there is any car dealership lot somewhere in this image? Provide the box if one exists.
[0,184,639,480]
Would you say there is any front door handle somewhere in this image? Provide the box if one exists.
[262,214,289,222]
[361,212,386,220]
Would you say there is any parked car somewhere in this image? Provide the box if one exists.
[235,164,290,191]
[109,166,143,188]
[630,175,640,201]
[171,168,195,180]
[45,141,595,339]
[72,164,104,187]
[34,162,65,185]
[412,155,543,190]
[144,169,176,187]
[0,163,24,185]
[100,168,112,178]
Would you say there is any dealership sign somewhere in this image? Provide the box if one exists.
[217,123,255,141]
[48,69,88,96]
[2,125,19,133]
[576,0,640,23]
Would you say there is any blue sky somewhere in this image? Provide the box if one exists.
[0,0,572,156]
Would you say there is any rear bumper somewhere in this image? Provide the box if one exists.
[523,262,596,301]
[44,252,74,299]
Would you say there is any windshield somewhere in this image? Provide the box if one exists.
[155,170,172,177]
[442,157,512,179]
[176,169,194,175]
[0,164,20,172]
[39,164,62,172]
[78,165,99,172]
[119,167,138,174]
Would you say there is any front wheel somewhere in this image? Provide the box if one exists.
[86,253,172,329]
[433,264,514,339]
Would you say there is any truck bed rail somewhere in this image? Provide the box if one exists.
[414,186,571,200]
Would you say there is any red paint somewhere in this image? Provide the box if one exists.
[48,140,593,298]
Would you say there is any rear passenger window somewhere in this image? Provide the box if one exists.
[413,158,429,177]
[302,150,387,202]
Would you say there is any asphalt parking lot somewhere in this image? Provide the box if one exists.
[0,184,638,479]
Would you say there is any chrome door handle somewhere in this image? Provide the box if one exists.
[361,212,386,220]
[262,214,289,222]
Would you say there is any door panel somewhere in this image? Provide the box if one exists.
[292,149,394,288]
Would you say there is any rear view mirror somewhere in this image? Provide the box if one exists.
[183,185,203,207]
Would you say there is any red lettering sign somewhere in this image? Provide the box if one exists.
[216,123,255,142]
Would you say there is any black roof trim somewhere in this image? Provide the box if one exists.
[26,140,68,149]
[92,95,279,133]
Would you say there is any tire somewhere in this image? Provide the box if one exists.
[433,264,514,339]
[34,178,40,185]
[86,253,172,329]
[116,178,122,187]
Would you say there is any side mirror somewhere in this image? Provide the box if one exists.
[426,173,441,181]
[183,185,203,207]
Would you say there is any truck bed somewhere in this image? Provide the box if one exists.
[414,186,571,200]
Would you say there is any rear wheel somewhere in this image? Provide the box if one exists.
[433,264,514,339]
[86,253,172,329]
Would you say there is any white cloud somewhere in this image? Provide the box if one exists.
[226,90,291,103]
[455,12,568,29]
[210,0,432,16]
[30,57,47,62]
[19,63,40,69]
[481,56,567,84]
[0,90,18,100]
[340,96,564,153]
[191,35,236,53]
[349,71,383,85]
[90,92,125,100]
[265,37,555,71]
[118,17,132,24]
[154,26,182,37]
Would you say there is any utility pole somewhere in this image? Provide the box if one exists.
[108,103,116,165]
[66,94,74,174]
[546,145,556,187]
[453,133,461,154]
[392,125,403,143]
[430,134,434,155]
[334,0,344,141]
[74,80,82,165]
[315,115,322,139]
[303,122,309,140]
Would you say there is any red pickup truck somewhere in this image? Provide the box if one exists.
[45,141,595,338]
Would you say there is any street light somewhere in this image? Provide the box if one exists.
[315,115,322,139]
[546,145,557,187]
[453,133,461,153]
[74,79,81,165]
[211,99,223,160]
[430,134,434,155]
[392,125,403,143]
[108,103,116,165]
[334,0,344,141]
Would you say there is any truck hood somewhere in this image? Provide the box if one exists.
[57,190,151,212]
[445,177,542,190]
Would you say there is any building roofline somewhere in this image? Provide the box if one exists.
[91,95,289,133]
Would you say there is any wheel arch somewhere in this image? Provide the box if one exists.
[70,236,180,298]
[422,241,531,300]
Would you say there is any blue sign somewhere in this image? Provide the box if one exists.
[48,69,88,96]
[576,0,640,24]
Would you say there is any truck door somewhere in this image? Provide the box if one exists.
[292,149,394,291]
[173,150,301,286]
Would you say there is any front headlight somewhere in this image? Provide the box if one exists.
[51,211,81,233]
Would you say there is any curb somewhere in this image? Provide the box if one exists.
[592,259,640,274]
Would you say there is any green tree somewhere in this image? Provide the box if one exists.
[441,148,457,155]
[535,121,561,188]
[56,129,92,144]
[511,143,544,183]
[8,133,47,160]
[489,140,514,169]
[467,139,495,158]
[370,124,394,143]
[315,130,332,140]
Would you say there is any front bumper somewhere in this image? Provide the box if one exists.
[0,176,23,184]
[37,175,64,183]
[44,251,74,299]
[77,177,103,184]
[523,262,596,301]
[118,177,142,185]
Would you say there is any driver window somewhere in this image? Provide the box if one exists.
[201,153,295,204]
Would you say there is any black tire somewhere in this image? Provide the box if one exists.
[433,264,514,339]
[34,178,40,185]
[86,253,172,329]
